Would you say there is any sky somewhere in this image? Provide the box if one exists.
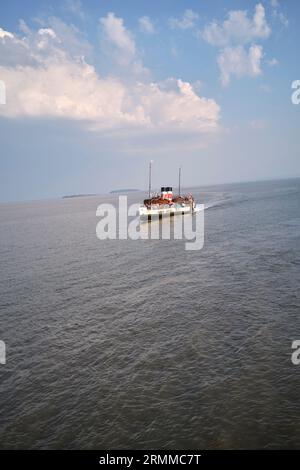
[0,0,299,202]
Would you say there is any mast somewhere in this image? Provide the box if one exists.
[178,166,182,196]
[148,160,153,197]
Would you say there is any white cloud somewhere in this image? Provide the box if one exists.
[19,19,31,35]
[136,79,220,131]
[64,0,85,20]
[38,28,57,38]
[37,28,57,50]
[218,44,263,86]
[138,16,155,34]
[267,57,278,67]
[0,27,14,40]
[47,16,91,58]
[0,21,220,135]
[270,0,289,28]
[202,4,271,86]
[277,12,289,28]
[0,17,90,67]
[100,12,136,66]
[99,12,148,79]
[0,60,220,132]
[0,26,34,67]
[169,9,199,30]
[202,3,270,46]
[0,59,141,126]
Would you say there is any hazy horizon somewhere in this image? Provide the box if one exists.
[1,174,299,205]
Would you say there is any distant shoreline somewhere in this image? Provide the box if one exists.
[1,176,299,204]
[110,189,140,194]
[62,194,98,199]
[62,189,141,198]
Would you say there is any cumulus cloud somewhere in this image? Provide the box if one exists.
[202,4,271,86]
[138,16,155,34]
[0,17,90,67]
[135,79,220,131]
[0,59,137,125]
[168,9,199,30]
[202,3,270,46]
[218,44,263,86]
[0,19,220,135]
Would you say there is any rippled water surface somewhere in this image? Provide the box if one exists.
[0,179,300,449]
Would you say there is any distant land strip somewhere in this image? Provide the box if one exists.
[62,194,98,199]
[110,189,140,194]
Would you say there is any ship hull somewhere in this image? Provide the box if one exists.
[139,204,193,221]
